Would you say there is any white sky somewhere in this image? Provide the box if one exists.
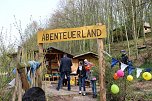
[0,0,59,47]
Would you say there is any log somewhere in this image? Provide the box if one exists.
[97,23,106,101]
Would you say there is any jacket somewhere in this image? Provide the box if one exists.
[59,57,72,73]
[77,65,86,78]
[89,70,96,81]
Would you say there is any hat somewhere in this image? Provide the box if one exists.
[84,59,88,66]
[84,59,88,62]
[121,50,126,52]
[121,50,126,54]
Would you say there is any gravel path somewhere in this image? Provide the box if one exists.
[42,81,99,101]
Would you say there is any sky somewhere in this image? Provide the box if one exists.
[0,0,59,46]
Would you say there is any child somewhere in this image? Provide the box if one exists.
[77,61,86,96]
[89,68,97,98]
[84,59,93,79]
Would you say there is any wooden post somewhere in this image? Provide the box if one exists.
[97,23,106,101]
[17,47,23,101]
[18,77,22,101]
[37,43,43,87]
[13,46,22,101]
[15,47,30,92]
[12,69,18,101]
[19,69,29,90]
[35,52,39,87]
[17,48,30,91]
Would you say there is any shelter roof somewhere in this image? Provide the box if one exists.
[73,52,98,58]
[46,46,74,58]
[144,22,151,28]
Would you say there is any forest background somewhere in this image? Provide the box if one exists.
[0,0,152,100]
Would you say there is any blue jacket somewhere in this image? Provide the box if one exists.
[59,57,72,73]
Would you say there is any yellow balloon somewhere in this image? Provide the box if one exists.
[127,75,133,81]
[45,74,49,78]
[142,72,152,80]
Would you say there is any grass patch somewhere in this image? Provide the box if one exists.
[140,62,152,69]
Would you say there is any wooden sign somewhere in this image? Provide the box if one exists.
[37,24,107,101]
[37,25,106,43]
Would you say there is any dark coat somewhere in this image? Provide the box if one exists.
[121,54,128,64]
[77,65,86,78]
[59,57,72,73]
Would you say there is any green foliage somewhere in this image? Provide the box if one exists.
[0,0,151,100]
[105,57,135,101]
[140,63,152,69]
[91,66,99,80]
[112,26,127,42]
[0,50,16,99]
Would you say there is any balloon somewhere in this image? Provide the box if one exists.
[113,73,119,80]
[142,72,152,80]
[111,84,119,94]
[127,75,133,81]
[117,69,124,77]
[45,74,49,78]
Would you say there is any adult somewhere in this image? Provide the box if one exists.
[120,50,129,64]
[56,53,72,91]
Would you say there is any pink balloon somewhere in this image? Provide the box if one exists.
[117,70,124,77]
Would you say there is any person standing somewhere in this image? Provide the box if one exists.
[84,59,94,80]
[77,61,86,96]
[89,69,97,98]
[56,53,72,91]
[120,50,129,64]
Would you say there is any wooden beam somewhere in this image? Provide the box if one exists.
[17,67,30,91]
[37,43,43,87]
[12,46,30,100]
[17,46,22,101]
[15,48,30,91]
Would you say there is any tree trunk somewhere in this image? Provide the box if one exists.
[131,0,138,58]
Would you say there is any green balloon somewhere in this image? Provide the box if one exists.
[111,84,119,94]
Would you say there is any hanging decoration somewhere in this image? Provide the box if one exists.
[113,73,119,80]
[136,68,143,78]
[128,66,135,75]
[110,56,152,95]
[8,78,16,87]
[111,58,119,68]
[120,62,128,71]
[127,75,133,81]
[117,69,124,77]
[111,84,119,94]
[142,72,152,81]
[145,68,151,72]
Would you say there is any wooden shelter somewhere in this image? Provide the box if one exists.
[72,52,98,72]
[144,22,151,34]
[44,46,73,80]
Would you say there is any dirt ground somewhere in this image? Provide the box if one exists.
[42,81,99,101]
[42,80,152,101]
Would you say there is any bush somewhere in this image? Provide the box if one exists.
[105,58,132,101]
